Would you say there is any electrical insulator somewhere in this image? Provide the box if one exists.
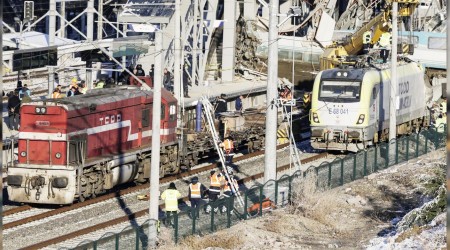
[24,1,34,21]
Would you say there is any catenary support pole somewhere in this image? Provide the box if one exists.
[174,0,181,102]
[389,2,397,143]
[264,0,279,183]
[149,31,163,248]
[49,0,56,46]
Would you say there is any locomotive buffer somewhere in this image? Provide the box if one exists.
[200,96,244,208]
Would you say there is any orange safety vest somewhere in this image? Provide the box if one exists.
[52,91,61,98]
[210,174,221,188]
[189,183,201,199]
[223,139,234,154]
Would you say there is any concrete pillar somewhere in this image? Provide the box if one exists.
[97,0,103,40]
[244,0,256,20]
[221,0,237,83]
[59,1,66,38]
[49,0,56,46]
[149,31,163,248]
[87,0,94,40]
[264,0,279,183]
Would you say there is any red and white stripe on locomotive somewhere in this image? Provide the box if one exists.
[7,86,178,204]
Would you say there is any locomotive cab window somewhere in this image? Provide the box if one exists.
[169,103,176,121]
[142,109,150,127]
[319,81,361,102]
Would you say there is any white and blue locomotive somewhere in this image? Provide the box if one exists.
[309,61,434,152]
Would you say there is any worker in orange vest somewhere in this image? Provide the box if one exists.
[206,170,224,214]
[220,136,235,167]
[52,85,63,98]
[188,176,206,219]
[221,176,239,214]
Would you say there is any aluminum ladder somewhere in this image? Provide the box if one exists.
[280,98,303,172]
[200,96,245,208]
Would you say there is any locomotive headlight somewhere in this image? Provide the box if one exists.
[55,152,62,159]
[356,114,365,124]
[35,107,41,113]
[313,112,320,123]
[343,72,348,77]
[20,151,27,157]
[40,107,47,113]
[337,72,342,77]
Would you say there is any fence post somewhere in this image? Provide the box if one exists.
[425,131,428,154]
[328,163,331,187]
[210,203,215,232]
[374,147,378,172]
[93,241,97,250]
[244,190,248,220]
[363,151,367,176]
[315,168,319,188]
[406,136,410,161]
[395,139,399,164]
[174,213,179,243]
[353,154,356,180]
[227,197,232,228]
[288,175,292,203]
[259,185,263,217]
[274,180,279,206]
[385,142,389,168]
[192,208,196,234]
[135,227,140,250]
[115,233,119,250]
[415,132,419,157]
[340,159,344,186]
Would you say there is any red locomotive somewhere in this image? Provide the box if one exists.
[7,86,179,204]
[7,78,269,205]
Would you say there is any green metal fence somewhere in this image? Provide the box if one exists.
[68,125,446,249]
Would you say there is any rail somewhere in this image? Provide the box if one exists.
[52,124,446,249]
[20,152,329,249]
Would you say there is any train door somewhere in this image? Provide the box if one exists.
[371,84,381,140]
[68,135,87,200]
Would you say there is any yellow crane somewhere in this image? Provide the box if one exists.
[320,0,419,70]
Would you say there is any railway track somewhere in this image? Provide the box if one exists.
[3,143,293,230]
[20,152,328,250]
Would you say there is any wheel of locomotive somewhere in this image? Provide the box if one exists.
[79,194,85,202]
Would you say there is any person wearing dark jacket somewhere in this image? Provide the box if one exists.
[134,64,145,76]
[214,94,227,118]
[183,67,190,98]
[8,91,21,130]
[163,68,173,93]
[188,176,207,219]
[214,94,227,138]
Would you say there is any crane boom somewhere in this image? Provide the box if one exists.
[319,0,419,70]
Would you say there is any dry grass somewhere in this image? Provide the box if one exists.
[395,225,427,243]
[178,234,243,249]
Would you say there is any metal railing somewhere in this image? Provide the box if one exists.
[66,124,446,249]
